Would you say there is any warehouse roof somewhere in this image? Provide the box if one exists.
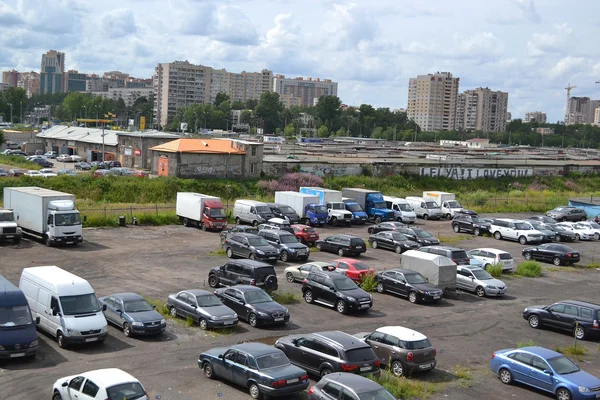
[149,138,247,154]
[37,125,119,146]
[116,131,180,139]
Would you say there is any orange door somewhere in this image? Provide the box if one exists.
[158,156,169,176]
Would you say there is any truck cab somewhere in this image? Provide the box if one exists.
[326,202,353,226]
[342,198,368,224]
[365,193,395,224]
[46,200,83,246]
[305,204,328,226]
[201,199,227,231]
[0,209,22,244]
[440,200,464,220]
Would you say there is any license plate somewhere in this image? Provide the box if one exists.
[274,318,284,322]
[360,366,371,371]
[10,353,25,358]
[287,378,299,384]
[355,246,362,249]
[269,257,277,260]
[5,235,13,238]
[66,241,73,244]
[85,337,98,342]
[309,235,316,238]
[360,304,370,308]
[224,321,234,325]
[419,363,433,369]
[433,295,441,299]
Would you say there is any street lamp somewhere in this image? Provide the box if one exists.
[19,102,22,124]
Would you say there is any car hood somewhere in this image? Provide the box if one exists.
[254,244,278,252]
[479,278,506,288]
[400,240,421,247]
[340,287,370,300]
[537,229,554,235]
[251,301,286,314]
[525,305,547,312]
[127,310,164,322]
[199,305,236,318]
[419,237,440,245]
[559,369,600,388]
[411,282,442,292]
[284,243,308,250]
[474,222,491,228]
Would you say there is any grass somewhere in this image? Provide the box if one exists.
[208,248,227,256]
[517,339,535,348]
[554,345,587,361]
[145,297,170,318]
[370,371,436,399]
[185,315,195,327]
[454,365,472,381]
[208,327,239,337]
[270,290,301,304]
[438,234,470,245]
[515,261,543,277]
[486,263,504,278]
[358,272,378,292]
[573,262,600,269]
[0,154,41,170]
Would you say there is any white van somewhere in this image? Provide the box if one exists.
[233,199,275,226]
[383,196,417,224]
[405,197,442,220]
[19,266,108,349]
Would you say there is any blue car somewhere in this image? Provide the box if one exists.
[99,293,166,337]
[490,346,600,400]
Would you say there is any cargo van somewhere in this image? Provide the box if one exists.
[0,275,39,359]
[383,196,417,224]
[233,200,275,226]
[405,197,442,220]
[19,266,108,349]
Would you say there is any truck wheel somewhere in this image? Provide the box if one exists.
[331,217,338,226]
[45,236,53,247]
[183,218,191,227]
[235,217,241,224]
[374,216,382,224]
[13,236,21,244]
[423,214,429,220]
[446,214,452,220]
[201,222,207,231]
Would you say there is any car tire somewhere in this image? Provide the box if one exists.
[553,257,562,266]
[183,218,191,227]
[226,247,233,258]
[499,368,513,385]
[170,306,179,319]
[575,234,580,241]
[476,286,486,297]
[204,362,215,379]
[371,240,378,249]
[524,252,532,261]
[395,245,402,254]
[286,272,295,283]
[595,233,600,240]
[375,216,382,224]
[208,274,219,288]
[201,222,207,231]
[265,275,277,291]
[528,314,541,329]
[249,383,262,400]
[518,236,527,245]
[574,325,586,340]
[474,228,481,236]
[556,388,572,400]
[235,217,241,224]
[304,290,314,304]
[408,291,417,304]
[123,323,132,337]
[252,220,259,227]
[484,263,492,270]
[446,214,452,220]
[556,235,562,242]
[248,253,256,260]
[391,360,405,377]
[560,217,567,222]
[368,228,373,234]
[423,214,429,220]
[57,332,66,348]
[376,282,385,293]
[280,251,289,262]
[315,243,322,251]
[453,224,460,233]
[199,318,208,330]
[52,391,63,400]
[338,248,345,257]
[494,231,502,240]
[248,313,258,327]
[336,300,347,314]
[320,368,332,377]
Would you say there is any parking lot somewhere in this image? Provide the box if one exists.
[1,214,599,400]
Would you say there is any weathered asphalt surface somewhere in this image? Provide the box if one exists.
[1,214,599,400]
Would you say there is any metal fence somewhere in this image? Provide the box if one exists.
[80,205,175,219]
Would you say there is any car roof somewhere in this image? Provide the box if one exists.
[78,368,139,387]
[235,232,263,238]
[331,258,360,263]
[181,289,213,296]
[559,300,600,309]
[231,342,281,356]
[425,245,464,251]
[226,259,274,268]
[459,265,485,272]
[314,271,351,280]
[387,268,420,275]
[330,234,361,239]
[312,331,370,349]
[267,230,295,237]
[516,346,562,359]
[232,285,267,292]
[473,248,510,254]
[322,372,383,393]
[375,326,428,341]
[110,293,145,301]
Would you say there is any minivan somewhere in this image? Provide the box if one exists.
[0,275,39,359]
[19,266,108,349]
[405,197,442,220]
[384,196,416,224]
[233,199,275,226]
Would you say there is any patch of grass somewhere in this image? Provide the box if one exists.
[517,339,535,348]
[145,297,170,318]
[208,248,227,256]
[516,261,543,277]
[358,272,378,292]
[271,290,301,304]
[208,326,239,337]
[554,345,587,361]
[185,315,195,327]
[0,154,41,170]
[574,262,600,269]
[486,263,504,278]
[370,371,436,399]
[454,365,472,381]
[438,234,470,244]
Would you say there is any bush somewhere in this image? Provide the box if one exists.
[0,155,41,170]
[271,290,300,304]
[145,298,170,318]
[358,272,378,292]
[370,371,436,399]
[486,263,504,278]
[516,261,543,277]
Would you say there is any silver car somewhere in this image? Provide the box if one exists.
[167,289,238,330]
[284,261,337,283]
[456,265,507,297]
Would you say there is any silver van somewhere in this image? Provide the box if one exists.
[233,200,275,226]
[384,196,416,224]
[405,197,442,220]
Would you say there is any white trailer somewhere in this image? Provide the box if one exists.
[274,191,328,226]
[422,191,463,220]
[3,187,83,246]
[400,250,457,291]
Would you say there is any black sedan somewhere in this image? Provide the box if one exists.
[214,285,290,327]
[32,158,53,168]
[99,293,166,337]
[522,243,580,266]
[74,161,91,170]
[167,289,238,330]
[220,225,259,245]
[368,231,420,254]
[198,342,309,399]
[375,269,443,303]
[548,224,577,242]
[367,221,406,234]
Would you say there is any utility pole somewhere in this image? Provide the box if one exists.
[7,103,13,124]
[20,102,22,124]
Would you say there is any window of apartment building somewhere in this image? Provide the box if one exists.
[250,163,257,174]
[251,146,257,156]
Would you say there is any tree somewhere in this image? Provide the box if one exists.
[240,109,252,124]
[315,96,342,130]
[255,92,284,133]
[231,100,245,110]
[317,125,330,138]
[214,92,230,108]
[245,98,259,110]
[0,87,28,123]
[284,123,296,137]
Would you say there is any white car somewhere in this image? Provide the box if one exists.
[52,368,148,400]
[578,222,600,240]
[25,155,47,161]
[70,155,82,162]
[56,154,71,162]
[556,222,596,241]
[39,168,57,177]
[456,265,507,297]
[24,170,42,177]
[466,248,514,272]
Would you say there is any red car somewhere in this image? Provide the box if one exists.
[329,258,376,282]
[292,224,320,244]
[131,169,150,178]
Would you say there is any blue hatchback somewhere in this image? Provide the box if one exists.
[490,346,600,400]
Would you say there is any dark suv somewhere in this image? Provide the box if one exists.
[302,271,372,314]
[396,227,440,246]
[220,225,259,245]
[208,259,278,291]
[314,235,366,257]
[275,331,381,377]
[258,230,310,262]
[223,232,280,263]
[523,300,600,340]
[546,206,587,222]
[418,246,470,265]
[452,214,490,236]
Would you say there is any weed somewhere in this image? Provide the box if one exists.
[208,248,226,256]
[555,345,587,357]
[145,298,170,318]
[271,290,301,304]
[0,155,41,170]
[454,365,472,381]
[516,261,543,277]
[208,327,239,337]
[438,234,470,245]
[574,262,600,269]
[358,272,378,292]
[185,315,195,327]
[370,371,436,399]
[517,339,535,348]
[486,264,504,278]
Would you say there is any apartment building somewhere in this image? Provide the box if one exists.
[40,50,65,94]
[524,111,547,123]
[565,97,600,125]
[92,87,153,107]
[2,70,20,87]
[407,72,459,132]
[273,75,338,108]
[64,70,88,92]
[18,72,40,97]
[455,87,508,133]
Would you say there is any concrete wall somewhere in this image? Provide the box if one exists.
[150,150,263,178]
[118,136,176,169]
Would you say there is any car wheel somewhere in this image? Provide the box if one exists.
[199,318,208,330]
[52,392,63,400]
[528,314,541,329]
[123,323,132,337]
[575,234,580,241]
[518,236,527,245]
[395,245,402,254]
[524,252,532,261]
[556,388,572,400]
[371,240,378,249]
[499,368,513,385]
[368,227,373,234]
[574,325,586,340]
[57,332,66,348]
[453,224,460,233]
[286,272,295,283]
[315,243,322,251]
[484,263,492,270]
[376,282,385,293]
[183,218,191,227]
[169,306,178,319]
[235,217,241,224]
[280,251,289,262]
[553,257,562,266]
[391,360,405,377]
[446,214,452,220]
[304,290,314,304]
[595,233,600,240]
[560,217,567,222]
[265,275,277,291]
[252,220,259,227]
[494,231,502,240]
[338,248,345,256]
[226,247,233,258]
[423,214,429,220]
[336,300,347,314]
[248,313,258,327]
[320,368,332,377]
[475,286,486,297]
[375,216,382,224]
[208,274,219,288]
[249,383,262,400]
[200,222,207,231]
[408,291,417,304]
[474,228,481,236]
[203,362,215,379]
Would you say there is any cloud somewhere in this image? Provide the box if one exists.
[20,0,86,35]
[181,3,217,36]
[0,2,24,26]
[527,23,572,57]
[513,0,541,23]
[547,56,589,79]
[448,32,504,59]
[321,2,376,51]
[212,6,258,45]
[101,9,137,39]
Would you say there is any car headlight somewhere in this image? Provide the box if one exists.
[100,325,108,333]
[30,340,38,347]
[487,286,497,290]
[369,294,373,301]
[288,248,296,253]
[131,321,144,327]
[284,308,289,315]
[257,311,269,317]
[67,329,80,335]
[524,308,528,312]
[233,313,238,319]
[160,319,166,324]
[346,296,357,302]
[578,386,591,393]
[210,315,218,321]
[17,227,22,233]
[256,250,265,255]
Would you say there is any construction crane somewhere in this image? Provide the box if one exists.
[565,83,577,125]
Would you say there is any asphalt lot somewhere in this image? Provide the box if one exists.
[1,214,599,400]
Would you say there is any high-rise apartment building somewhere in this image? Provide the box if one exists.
[18,72,40,97]
[407,72,459,132]
[92,87,153,107]
[455,87,508,133]
[524,111,547,123]
[2,70,20,87]
[40,50,65,94]
[210,69,272,104]
[566,97,600,125]
[272,75,338,108]
[64,70,88,92]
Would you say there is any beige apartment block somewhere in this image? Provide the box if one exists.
[92,87,154,107]
[273,75,338,108]
[17,72,40,97]
[2,70,20,87]
[566,97,600,125]
[525,111,547,123]
[456,87,508,133]
[407,72,459,132]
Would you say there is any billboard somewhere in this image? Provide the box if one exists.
[140,116,146,131]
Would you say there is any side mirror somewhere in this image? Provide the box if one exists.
[152,305,156,309]
[543,369,553,375]
[293,339,299,347]
[51,307,59,316]
[218,354,224,359]
[102,304,107,311]
[115,308,122,314]
[35,316,40,324]
[61,381,69,388]
[329,286,335,291]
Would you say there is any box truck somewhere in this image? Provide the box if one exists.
[176,192,227,231]
[422,191,465,220]
[342,197,368,224]
[3,187,83,246]
[274,191,328,226]
[341,188,395,223]
[0,208,22,244]
[299,187,353,226]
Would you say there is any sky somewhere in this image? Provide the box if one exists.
[1,0,599,122]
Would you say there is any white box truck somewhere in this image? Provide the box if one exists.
[274,191,328,226]
[176,192,227,231]
[3,187,83,246]
[299,187,353,225]
[422,191,464,220]
[0,208,22,244]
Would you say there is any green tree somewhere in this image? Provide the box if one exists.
[245,98,259,110]
[231,100,245,110]
[315,96,342,130]
[0,87,28,123]
[255,92,284,133]
[214,92,230,108]
[284,123,296,137]
[240,109,252,124]
[317,125,330,138]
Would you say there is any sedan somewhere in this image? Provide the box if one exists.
[557,222,596,241]
[397,227,440,246]
[52,368,149,400]
[39,168,57,177]
[308,373,395,400]
[549,224,577,242]
[522,243,580,266]
[91,161,106,169]
[367,221,406,234]
[56,154,71,162]
[31,158,53,168]
[490,346,600,400]
[167,289,237,330]
[329,258,375,282]
[24,170,42,177]
[375,269,443,303]
[578,222,600,240]
[214,285,290,327]
[198,343,309,400]
[70,155,82,162]
[0,168,7,177]
[456,265,507,297]
[368,231,420,254]
[44,151,57,159]
[74,161,91,170]
[291,224,320,245]
[99,293,166,337]
[284,261,336,283]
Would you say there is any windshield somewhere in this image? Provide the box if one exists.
[106,382,146,400]
[330,203,345,210]
[256,352,290,369]
[589,222,600,229]
[315,205,327,213]
[0,305,33,328]
[402,338,433,349]
[197,294,223,307]
[248,237,270,246]
[244,290,273,304]
[352,262,370,271]
[333,277,358,291]
[552,225,566,232]
[373,201,387,209]
[447,200,462,208]
[54,212,82,226]
[209,208,226,218]
[547,355,580,374]
[399,204,413,212]
[358,389,396,400]
[390,233,408,241]
[425,201,439,209]
[123,299,153,313]
[574,224,588,229]
[514,222,532,230]
[279,235,298,244]
[471,217,486,223]
[0,212,14,222]
[414,229,432,238]
[472,269,493,280]
[255,206,271,214]
[347,203,362,212]
[279,206,295,214]
[60,293,101,315]
[405,273,427,284]
[345,347,376,362]
[303,227,315,233]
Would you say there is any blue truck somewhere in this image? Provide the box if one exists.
[274,191,328,226]
[298,187,354,226]
[342,197,368,224]
[341,188,395,223]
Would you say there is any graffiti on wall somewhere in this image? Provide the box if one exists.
[420,167,533,180]
[195,165,217,175]
[299,164,363,177]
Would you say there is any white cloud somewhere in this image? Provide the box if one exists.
[212,6,258,46]
[101,9,137,39]
[321,2,376,51]
[527,23,572,57]
[0,1,23,26]
[448,32,505,59]
[547,56,589,79]
[513,0,541,23]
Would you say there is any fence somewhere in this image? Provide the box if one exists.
[461,197,565,213]
[80,205,175,220]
